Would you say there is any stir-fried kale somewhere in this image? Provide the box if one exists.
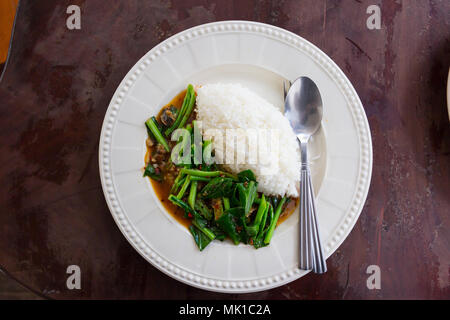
[143,84,291,251]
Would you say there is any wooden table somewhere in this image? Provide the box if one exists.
[0,0,448,299]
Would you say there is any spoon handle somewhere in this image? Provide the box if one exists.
[299,141,327,273]
[307,172,327,274]
[300,166,314,270]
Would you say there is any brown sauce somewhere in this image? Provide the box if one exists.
[277,197,299,225]
[152,171,190,227]
[145,90,299,229]
[145,89,190,227]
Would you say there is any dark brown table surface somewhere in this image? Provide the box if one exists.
[0,0,449,299]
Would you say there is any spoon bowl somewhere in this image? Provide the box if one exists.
[285,77,323,142]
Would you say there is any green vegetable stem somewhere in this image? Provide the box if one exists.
[165,84,196,136]
[264,197,287,245]
[145,117,170,152]
[176,175,191,199]
[188,180,198,209]
[246,194,268,237]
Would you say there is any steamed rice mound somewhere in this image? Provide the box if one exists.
[196,83,300,197]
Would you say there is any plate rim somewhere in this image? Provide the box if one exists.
[98,20,373,293]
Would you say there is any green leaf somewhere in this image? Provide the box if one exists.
[209,225,226,241]
[237,169,256,183]
[189,225,212,251]
[143,163,162,181]
[222,207,251,244]
[216,213,241,245]
[200,177,234,199]
[192,219,215,240]
[237,181,257,216]
[192,211,208,229]
[224,207,245,218]
[194,199,213,220]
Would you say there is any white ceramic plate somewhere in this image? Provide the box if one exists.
[99,21,372,293]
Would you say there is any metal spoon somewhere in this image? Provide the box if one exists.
[284,76,327,274]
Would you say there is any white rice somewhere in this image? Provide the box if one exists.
[195,83,300,197]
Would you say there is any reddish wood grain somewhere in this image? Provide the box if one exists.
[0,0,448,299]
